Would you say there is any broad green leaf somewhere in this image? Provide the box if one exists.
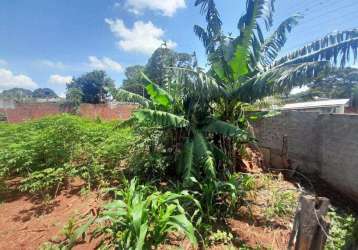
[169,214,197,245]
[141,72,173,108]
[180,139,195,182]
[134,109,189,128]
[135,223,148,250]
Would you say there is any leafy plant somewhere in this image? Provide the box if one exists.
[93,178,198,249]
[20,167,67,198]
[265,189,297,219]
[194,0,358,124]
[0,115,135,197]
[326,208,358,250]
[188,173,255,224]
[208,230,233,246]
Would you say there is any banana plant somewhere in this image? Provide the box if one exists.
[115,70,249,182]
[194,0,358,120]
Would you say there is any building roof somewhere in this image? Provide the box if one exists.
[280,99,350,110]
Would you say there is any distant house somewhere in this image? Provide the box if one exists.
[279,99,350,114]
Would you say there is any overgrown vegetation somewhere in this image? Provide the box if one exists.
[2,0,358,249]
[0,114,135,197]
[326,208,358,250]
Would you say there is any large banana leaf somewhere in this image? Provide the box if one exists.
[275,29,358,67]
[229,0,275,80]
[193,131,216,179]
[179,139,195,182]
[203,119,248,139]
[141,72,173,108]
[134,109,189,128]
[259,14,302,67]
[113,88,150,106]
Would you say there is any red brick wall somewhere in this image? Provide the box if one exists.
[79,103,138,121]
[2,103,64,123]
[1,103,138,123]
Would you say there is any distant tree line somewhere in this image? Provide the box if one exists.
[286,68,358,105]
[0,87,58,101]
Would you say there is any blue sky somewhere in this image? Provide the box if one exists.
[0,0,357,96]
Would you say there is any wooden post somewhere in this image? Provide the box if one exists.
[288,195,330,250]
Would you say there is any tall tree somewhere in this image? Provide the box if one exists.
[122,65,147,96]
[0,88,33,101]
[286,68,358,102]
[67,70,115,104]
[120,47,194,97]
[145,47,194,87]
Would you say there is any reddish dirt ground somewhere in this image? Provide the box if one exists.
[0,179,102,250]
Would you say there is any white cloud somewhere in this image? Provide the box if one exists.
[0,68,37,91]
[88,56,123,72]
[105,19,177,55]
[125,0,186,16]
[48,74,72,85]
[38,60,66,69]
[290,86,309,95]
[0,59,7,67]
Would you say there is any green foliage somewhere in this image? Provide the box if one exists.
[128,128,170,181]
[122,65,147,96]
[0,87,58,101]
[0,115,135,196]
[94,178,198,249]
[0,87,34,101]
[188,173,255,223]
[32,88,58,98]
[118,47,194,99]
[265,189,297,219]
[326,208,358,250]
[194,0,358,114]
[208,230,233,246]
[286,67,358,103]
[67,70,115,104]
[65,87,83,112]
[20,167,66,197]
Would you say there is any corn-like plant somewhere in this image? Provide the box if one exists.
[93,178,199,249]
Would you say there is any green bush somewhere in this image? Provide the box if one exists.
[326,208,358,250]
[0,115,135,196]
[128,128,171,181]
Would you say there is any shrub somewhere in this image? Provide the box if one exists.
[326,208,358,250]
[128,128,171,181]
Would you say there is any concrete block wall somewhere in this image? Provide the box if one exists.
[319,114,358,201]
[253,111,358,202]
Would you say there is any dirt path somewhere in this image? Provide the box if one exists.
[0,181,101,250]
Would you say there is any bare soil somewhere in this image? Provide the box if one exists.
[0,179,102,250]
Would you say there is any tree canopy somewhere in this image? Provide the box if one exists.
[32,88,58,99]
[120,47,195,96]
[287,68,358,102]
[66,70,115,104]
[0,88,33,100]
[0,87,58,101]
